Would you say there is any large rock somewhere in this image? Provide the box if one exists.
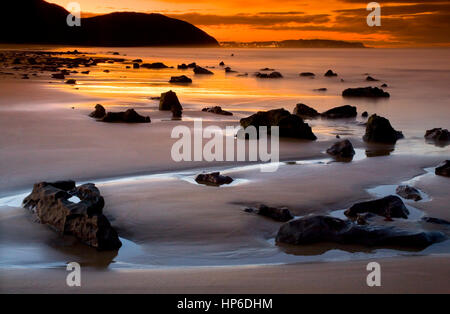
[101,109,150,123]
[342,87,390,97]
[202,106,233,116]
[363,114,404,143]
[345,195,409,219]
[321,105,357,119]
[396,185,422,201]
[22,181,122,250]
[193,66,213,74]
[159,90,183,117]
[276,215,445,248]
[326,139,355,159]
[141,62,168,69]
[425,128,450,142]
[195,172,233,186]
[89,104,106,118]
[435,160,450,177]
[292,103,320,118]
[257,205,293,222]
[240,108,317,140]
[169,75,192,83]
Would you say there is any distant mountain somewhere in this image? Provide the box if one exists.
[221,39,366,48]
[1,0,219,47]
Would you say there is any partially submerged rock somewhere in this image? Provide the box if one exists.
[276,215,445,248]
[101,109,150,123]
[342,87,390,97]
[255,71,283,78]
[89,104,106,119]
[396,185,422,201]
[324,69,337,77]
[345,195,409,219]
[22,181,122,250]
[321,105,357,119]
[202,106,233,116]
[326,139,355,159]
[65,79,76,85]
[366,76,378,81]
[435,160,450,177]
[247,205,293,222]
[141,62,168,69]
[293,103,320,118]
[240,108,317,140]
[159,90,183,117]
[169,75,192,83]
[363,114,404,144]
[299,72,315,77]
[195,172,233,186]
[362,111,369,118]
[425,128,450,142]
[193,66,213,75]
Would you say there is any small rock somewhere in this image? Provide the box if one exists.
[326,139,355,159]
[324,69,338,77]
[362,111,368,118]
[202,106,233,116]
[193,66,213,75]
[89,104,106,119]
[141,62,168,69]
[257,205,293,222]
[169,75,192,83]
[366,76,379,81]
[321,105,357,119]
[422,217,450,226]
[342,87,390,97]
[299,72,315,77]
[255,71,282,78]
[396,185,422,201]
[293,103,320,119]
[195,172,233,186]
[435,160,450,177]
[345,195,409,219]
[101,109,151,123]
[65,79,76,84]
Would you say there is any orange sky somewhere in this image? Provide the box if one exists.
[47,0,450,47]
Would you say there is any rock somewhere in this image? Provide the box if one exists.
[22,181,122,250]
[219,61,225,66]
[396,185,422,201]
[159,90,183,117]
[293,103,320,118]
[195,172,233,186]
[435,160,450,177]
[345,195,409,219]
[81,70,90,74]
[276,215,445,248]
[52,73,65,79]
[422,217,450,226]
[240,108,317,140]
[299,72,315,77]
[381,83,388,88]
[321,105,357,119]
[202,106,233,116]
[193,66,213,75]
[326,139,355,159]
[141,62,168,69]
[65,79,76,84]
[225,67,237,73]
[424,128,450,142]
[363,114,404,144]
[169,75,192,83]
[89,104,106,118]
[257,205,293,222]
[260,68,275,71]
[132,59,143,63]
[366,76,378,81]
[133,63,140,69]
[101,109,151,123]
[362,111,368,118]
[177,63,188,69]
[324,69,337,77]
[314,88,327,92]
[342,87,390,97]
[255,71,283,78]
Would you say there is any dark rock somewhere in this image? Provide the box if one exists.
[195,172,233,186]
[345,195,409,219]
[219,61,225,66]
[194,66,213,75]
[326,139,355,159]
[89,104,106,119]
[342,87,390,97]
[422,217,450,226]
[435,160,450,177]
[81,70,90,74]
[257,205,293,222]
[314,88,327,92]
[65,79,76,84]
[260,68,275,71]
[52,73,65,79]
[202,106,233,116]
[225,67,237,73]
[133,63,140,69]
[255,71,283,78]
[299,72,315,77]
[381,83,388,88]
[324,69,337,77]
[321,105,357,119]
[276,215,445,248]
[159,90,183,117]
[22,181,122,250]
[363,114,404,144]
[101,109,150,123]
[396,185,422,201]
[240,108,317,140]
[425,128,450,142]
[362,111,368,118]
[177,63,188,69]
[132,59,142,63]
[141,62,168,69]
[169,75,192,83]
[366,76,378,81]
[293,103,320,118]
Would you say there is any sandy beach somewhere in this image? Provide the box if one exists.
[1,47,449,293]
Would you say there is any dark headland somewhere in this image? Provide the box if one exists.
[1,0,219,47]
